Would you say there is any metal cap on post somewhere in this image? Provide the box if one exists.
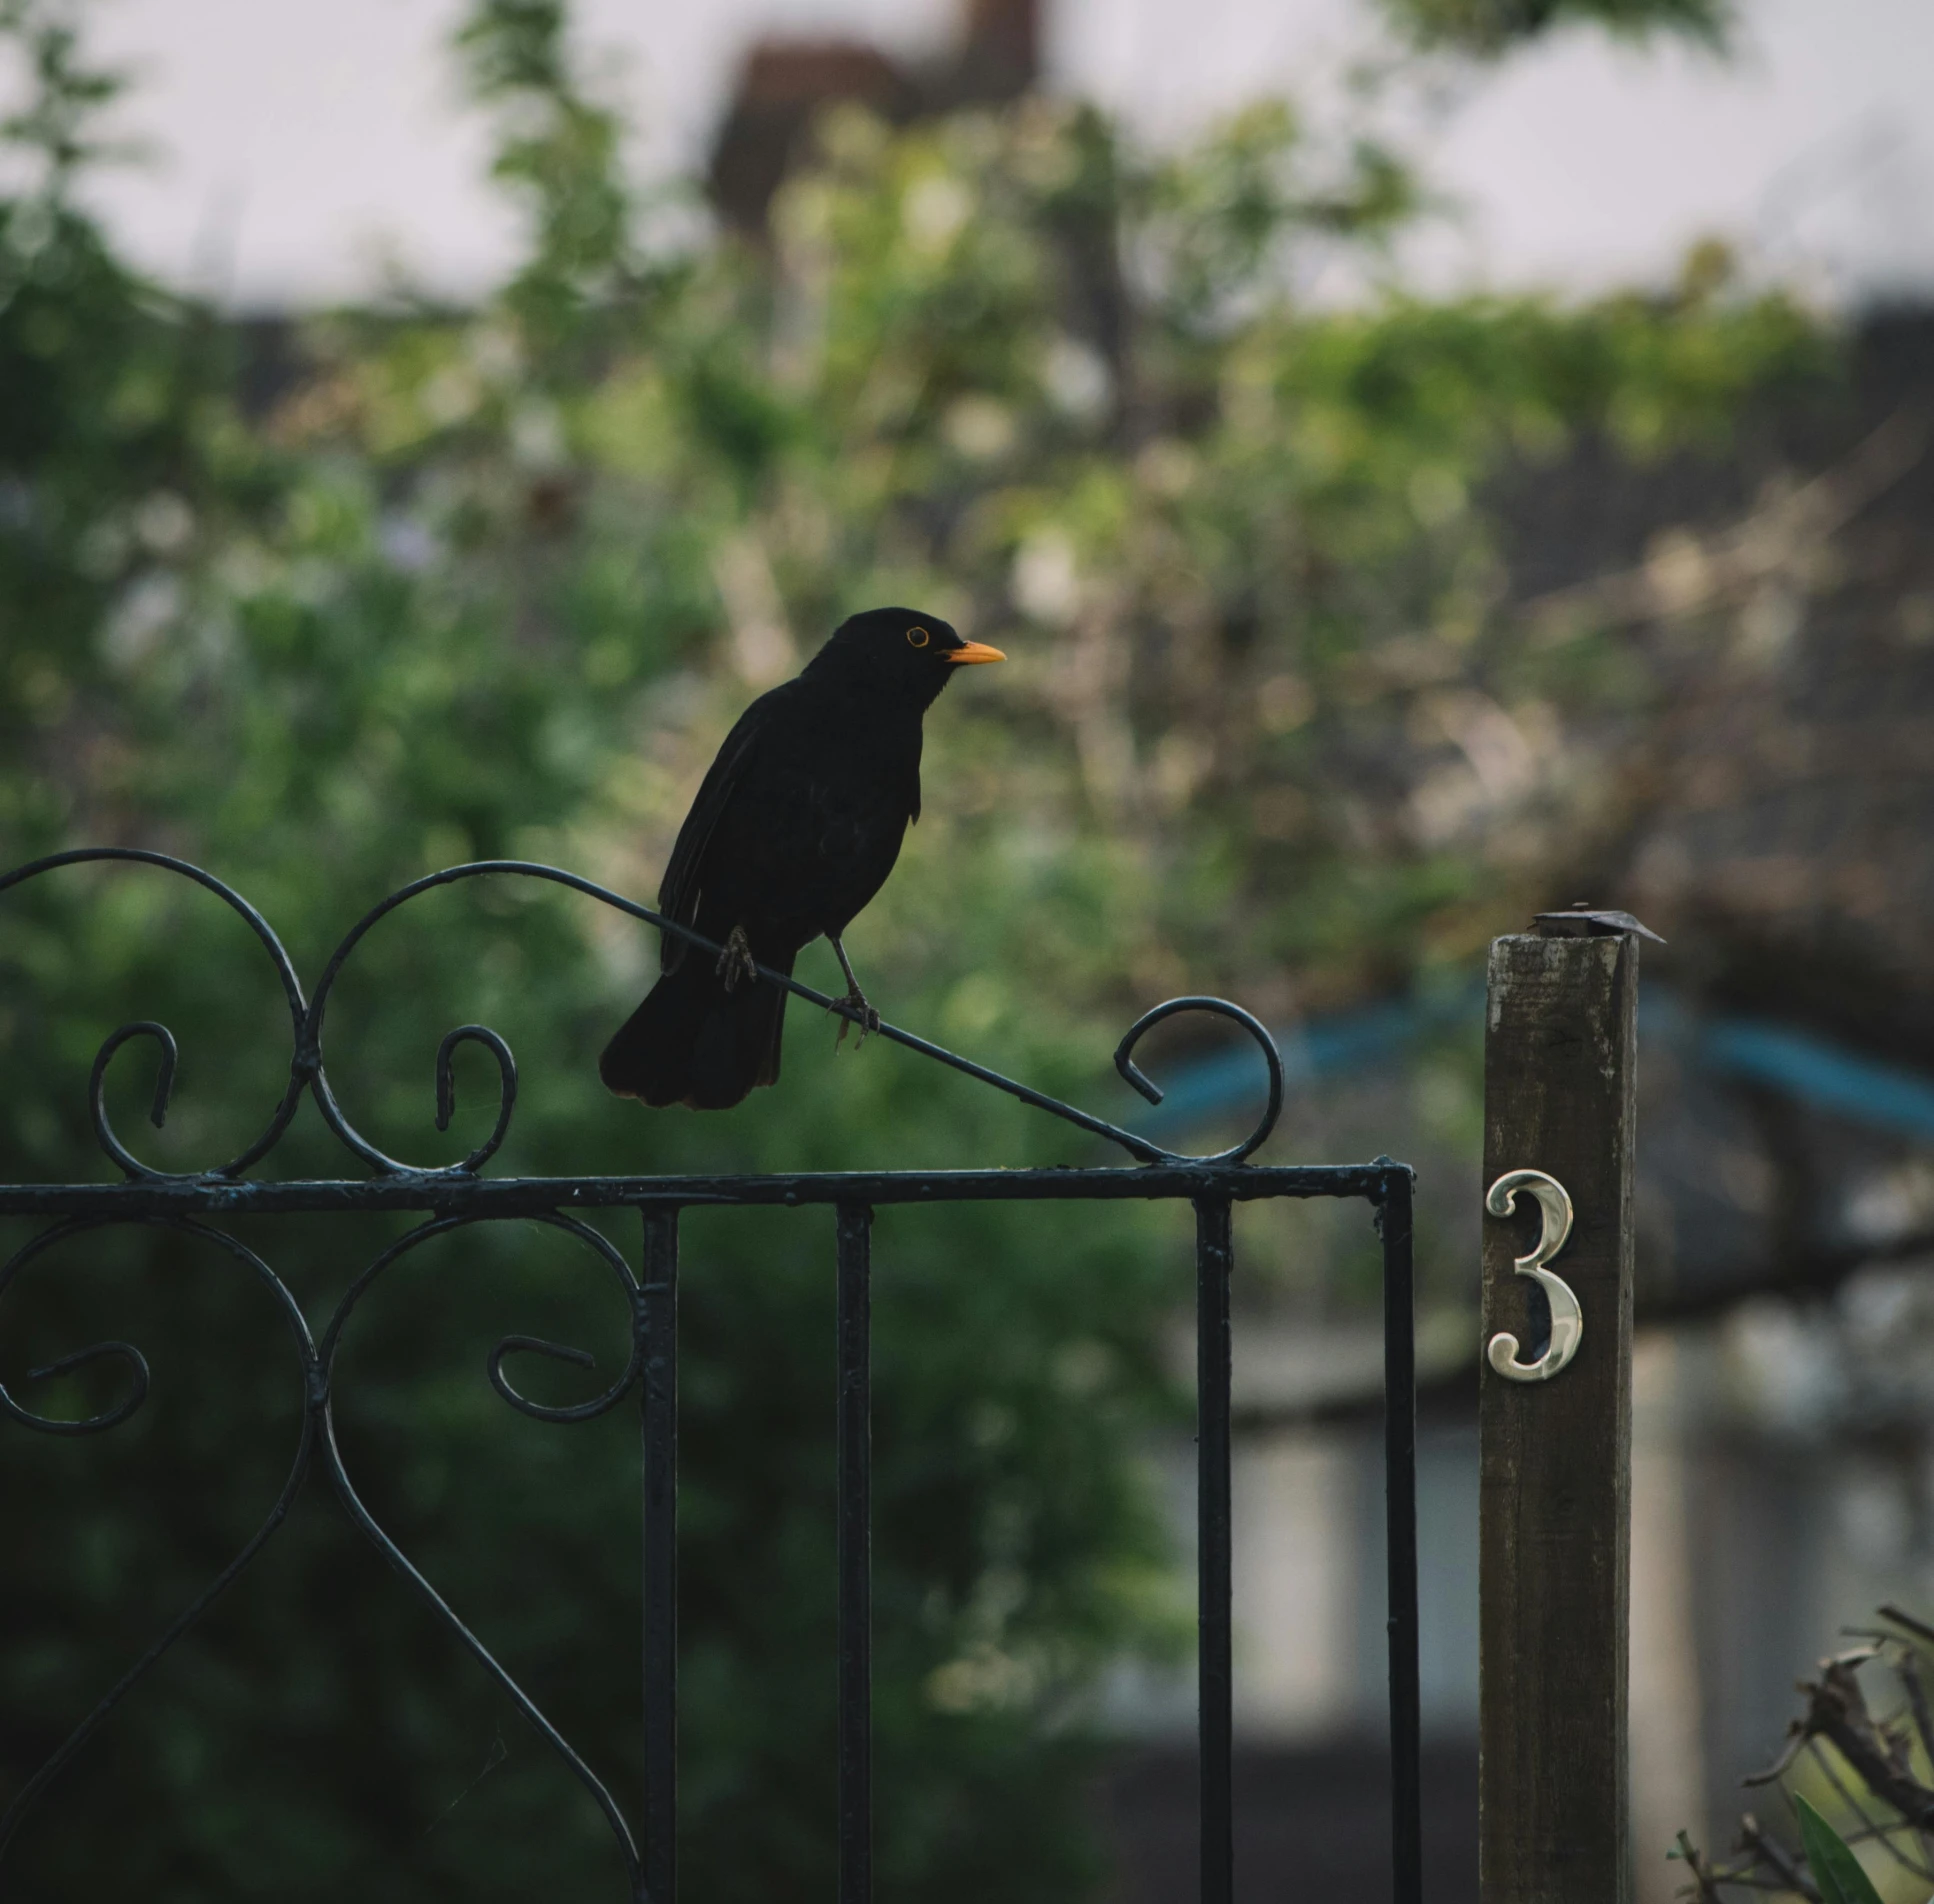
[1479,903,1654,1904]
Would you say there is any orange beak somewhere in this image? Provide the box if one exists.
[942,640,1007,665]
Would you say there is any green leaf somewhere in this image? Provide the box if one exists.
[1795,1793,1887,1904]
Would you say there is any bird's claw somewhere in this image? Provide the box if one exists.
[832,992,881,1051]
[715,925,758,993]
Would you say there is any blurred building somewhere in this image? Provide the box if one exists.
[708,0,1041,231]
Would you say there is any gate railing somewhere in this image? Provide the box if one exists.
[0,850,1421,1903]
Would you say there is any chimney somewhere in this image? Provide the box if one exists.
[956,0,1039,100]
[707,38,915,232]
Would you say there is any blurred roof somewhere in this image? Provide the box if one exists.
[1498,311,1934,1069]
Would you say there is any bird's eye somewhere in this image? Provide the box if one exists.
[906,626,930,648]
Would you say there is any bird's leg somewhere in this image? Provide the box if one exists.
[714,924,758,993]
[828,935,881,1049]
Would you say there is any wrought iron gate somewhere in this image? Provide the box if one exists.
[0,850,1422,1902]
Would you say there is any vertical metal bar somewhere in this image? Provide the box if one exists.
[1381,1164,1423,1904]
[642,1208,679,1904]
[1195,1196,1235,1904]
[836,1202,873,1904]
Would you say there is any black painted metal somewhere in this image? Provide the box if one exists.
[642,1210,679,1904]
[1382,1167,1423,1904]
[1195,1197,1235,1904]
[0,849,1424,1901]
[0,1163,1395,1220]
[836,1204,873,1904]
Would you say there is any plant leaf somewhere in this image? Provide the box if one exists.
[1795,1794,1887,1904]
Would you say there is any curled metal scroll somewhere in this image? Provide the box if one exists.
[430,1024,519,1173]
[1113,995,1284,1165]
[1485,1168,1582,1383]
[88,1022,179,1180]
[8,1336,151,1437]
[0,1218,318,1860]
[318,1210,645,1429]
[316,1213,647,1886]
[0,849,310,1181]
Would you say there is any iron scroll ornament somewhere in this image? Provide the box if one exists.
[0,848,1288,1177]
[1484,1168,1582,1383]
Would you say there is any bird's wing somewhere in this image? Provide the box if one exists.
[655,684,788,971]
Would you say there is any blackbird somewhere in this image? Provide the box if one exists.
[599,607,1005,1109]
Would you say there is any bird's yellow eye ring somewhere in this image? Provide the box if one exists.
[906,625,930,648]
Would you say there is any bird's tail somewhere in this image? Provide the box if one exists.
[599,949,794,1110]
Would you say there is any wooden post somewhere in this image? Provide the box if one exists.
[1479,919,1642,1904]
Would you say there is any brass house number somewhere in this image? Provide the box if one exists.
[1485,1168,1581,1383]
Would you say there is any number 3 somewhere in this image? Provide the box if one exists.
[1485,1169,1582,1383]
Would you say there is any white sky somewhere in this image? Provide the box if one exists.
[51,0,1934,309]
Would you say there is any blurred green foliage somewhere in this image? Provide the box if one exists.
[0,0,1824,1894]
[1383,0,1731,56]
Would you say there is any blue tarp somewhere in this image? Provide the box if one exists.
[1136,980,1934,1144]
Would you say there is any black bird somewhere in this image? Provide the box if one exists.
[599,607,1006,1109]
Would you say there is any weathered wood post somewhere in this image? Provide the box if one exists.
[1479,908,1650,1904]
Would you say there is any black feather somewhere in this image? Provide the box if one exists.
[598,945,794,1108]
